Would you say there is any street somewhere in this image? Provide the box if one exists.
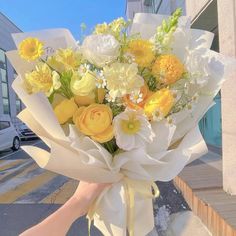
[0,139,102,236]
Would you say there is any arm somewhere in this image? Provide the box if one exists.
[20,181,110,236]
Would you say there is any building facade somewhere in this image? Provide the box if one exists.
[126,0,236,195]
[0,12,22,124]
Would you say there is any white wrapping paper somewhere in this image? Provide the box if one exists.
[6,14,236,236]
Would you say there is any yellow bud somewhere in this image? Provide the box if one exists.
[97,88,106,103]
[54,98,78,124]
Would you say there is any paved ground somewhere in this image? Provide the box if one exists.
[0,139,190,236]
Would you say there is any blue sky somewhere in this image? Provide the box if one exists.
[0,0,126,40]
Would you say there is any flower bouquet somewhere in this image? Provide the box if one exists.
[6,9,236,236]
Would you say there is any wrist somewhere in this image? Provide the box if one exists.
[66,195,88,218]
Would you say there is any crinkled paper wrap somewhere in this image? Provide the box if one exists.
[6,13,236,236]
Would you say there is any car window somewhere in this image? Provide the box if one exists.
[0,121,10,130]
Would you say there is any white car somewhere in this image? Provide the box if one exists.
[17,123,37,140]
[0,116,20,151]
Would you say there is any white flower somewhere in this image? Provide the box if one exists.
[78,63,91,76]
[105,93,115,103]
[185,48,209,87]
[129,90,143,104]
[95,69,106,88]
[113,109,155,151]
[103,62,144,99]
[81,34,120,67]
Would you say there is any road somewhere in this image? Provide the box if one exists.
[0,139,102,236]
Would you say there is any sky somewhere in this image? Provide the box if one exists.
[0,0,126,40]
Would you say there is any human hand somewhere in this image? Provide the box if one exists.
[71,181,111,216]
[19,181,110,236]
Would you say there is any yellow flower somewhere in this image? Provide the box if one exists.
[152,54,184,85]
[126,39,155,67]
[123,83,153,110]
[109,17,126,33]
[74,88,106,106]
[49,48,81,71]
[25,64,61,96]
[54,98,78,124]
[104,62,144,99]
[76,104,113,143]
[18,37,44,61]
[121,118,141,135]
[73,106,85,124]
[70,70,96,96]
[144,88,175,119]
[94,22,109,34]
[74,93,95,106]
[97,88,106,103]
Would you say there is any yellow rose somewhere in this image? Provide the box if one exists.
[76,104,114,143]
[144,88,175,119]
[54,98,78,124]
[70,70,96,96]
[74,88,106,106]
[73,106,85,124]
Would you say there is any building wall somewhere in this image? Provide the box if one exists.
[126,0,186,19]
[0,12,22,125]
[186,0,212,21]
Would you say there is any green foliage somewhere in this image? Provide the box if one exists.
[154,8,183,53]
[161,8,182,34]
[102,139,119,154]
[146,76,157,92]
[109,102,125,117]
[141,68,160,92]
[59,70,74,99]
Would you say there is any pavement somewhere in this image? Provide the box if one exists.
[0,139,209,236]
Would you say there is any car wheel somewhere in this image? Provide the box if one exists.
[12,137,20,151]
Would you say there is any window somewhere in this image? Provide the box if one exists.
[0,121,10,130]
[0,48,10,115]
[14,72,22,114]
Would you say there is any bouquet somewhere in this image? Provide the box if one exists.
[6,9,236,236]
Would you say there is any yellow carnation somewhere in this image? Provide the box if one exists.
[18,37,44,61]
[70,70,96,97]
[152,54,184,85]
[144,88,175,119]
[126,39,155,67]
[25,64,60,96]
[54,98,78,124]
[48,48,81,71]
[76,104,113,143]
[104,62,144,99]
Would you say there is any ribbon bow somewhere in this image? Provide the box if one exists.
[87,178,159,236]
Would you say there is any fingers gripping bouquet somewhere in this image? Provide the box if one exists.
[6,9,236,236]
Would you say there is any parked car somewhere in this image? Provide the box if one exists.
[0,116,20,151]
[17,123,38,140]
